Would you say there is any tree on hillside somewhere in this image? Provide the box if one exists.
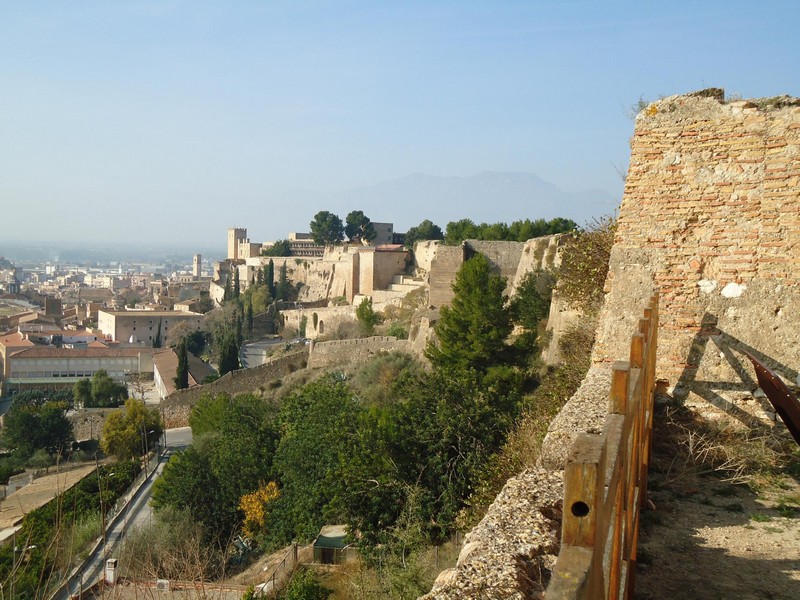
[261,240,292,257]
[443,218,479,245]
[345,210,377,244]
[245,301,253,335]
[223,272,230,301]
[218,333,240,376]
[153,319,163,348]
[425,254,512,372]
[265,260,276,300]
[174,337,189,390]
[73,378,92,408]
[101,399,162,460]
[75,369,127,408]
[310,211,345,245]
[509,268,555,352]
[356,297,380,335]
[2,402,73,457]
[403,219,443,248]
[275,263,290,302]
[232,268,240,299]
[265,376,363,543]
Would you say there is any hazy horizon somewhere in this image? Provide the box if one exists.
[2,1,797,245]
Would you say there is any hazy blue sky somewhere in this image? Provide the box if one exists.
[1,1,798,247]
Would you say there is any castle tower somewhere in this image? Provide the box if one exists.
[227,228,247,260]
[193,254,202,278]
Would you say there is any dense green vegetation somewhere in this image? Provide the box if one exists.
[310,211,345,245]
[143,215,615,596]
[100,399,163,460]
[403,219,444,248]
[345,210,377,244]
[73,369,127,408]
[443,216,578,245]
[150,250,551,566]
[262,239,293,257]
[0,461,140,599]
[2,401,72,458]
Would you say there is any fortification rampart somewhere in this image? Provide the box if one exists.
[307,336,412,370]
[161,351,308,426]
[280,305,356,340]
[425,90,800,598]
[596,90,800,401]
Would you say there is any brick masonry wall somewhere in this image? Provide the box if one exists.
[594,90,800,401]
[427,90,800,598]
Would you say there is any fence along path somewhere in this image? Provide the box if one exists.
[547,294,658,599]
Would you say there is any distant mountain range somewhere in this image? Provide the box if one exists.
[283,171,617,232]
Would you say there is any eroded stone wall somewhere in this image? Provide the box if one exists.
[307,336,412,370]
[161,351,308,426]
[594,91,800,402]
[425,90,800,598]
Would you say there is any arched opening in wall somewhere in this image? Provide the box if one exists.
[313,312,319,330]
[318,320,325,335]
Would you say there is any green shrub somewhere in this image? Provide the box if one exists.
[387,323,408,339]
[557,215,617,312]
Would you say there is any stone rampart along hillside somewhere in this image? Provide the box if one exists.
[306,336,413,370]
[421,235,565,308]
[424,89,800,598]
[161,350,308,426]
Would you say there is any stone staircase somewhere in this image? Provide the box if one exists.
[370,275,426,307]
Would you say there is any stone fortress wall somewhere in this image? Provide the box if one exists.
[161,350,308,426]
[424,89,800,598]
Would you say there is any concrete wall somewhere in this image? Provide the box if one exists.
[464,240,525,295]
[412,240,439,283]
[510,235,564,294]
[356,249,408,296]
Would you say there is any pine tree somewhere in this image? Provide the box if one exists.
[224,272,232,301]
[235,312,244,346]
[218,333,240,376]
[276,264,289,301]
[233,267,240,299]
[246,301,254,335]
[174,337,189,390]
[266,260,276,300]
[425,254,511,372]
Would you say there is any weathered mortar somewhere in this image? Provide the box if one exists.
[424,90,800,597]
[594,90,800,400]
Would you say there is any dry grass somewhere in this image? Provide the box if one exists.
[651,403,799,488]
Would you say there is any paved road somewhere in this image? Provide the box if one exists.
[60,427,193,599]
[239,338,285,368]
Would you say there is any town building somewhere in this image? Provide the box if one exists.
[193,254,202,278]
[152,348,215,400]
[97,309,203,346]
[227,227,247,260]
[4,346,154,392]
